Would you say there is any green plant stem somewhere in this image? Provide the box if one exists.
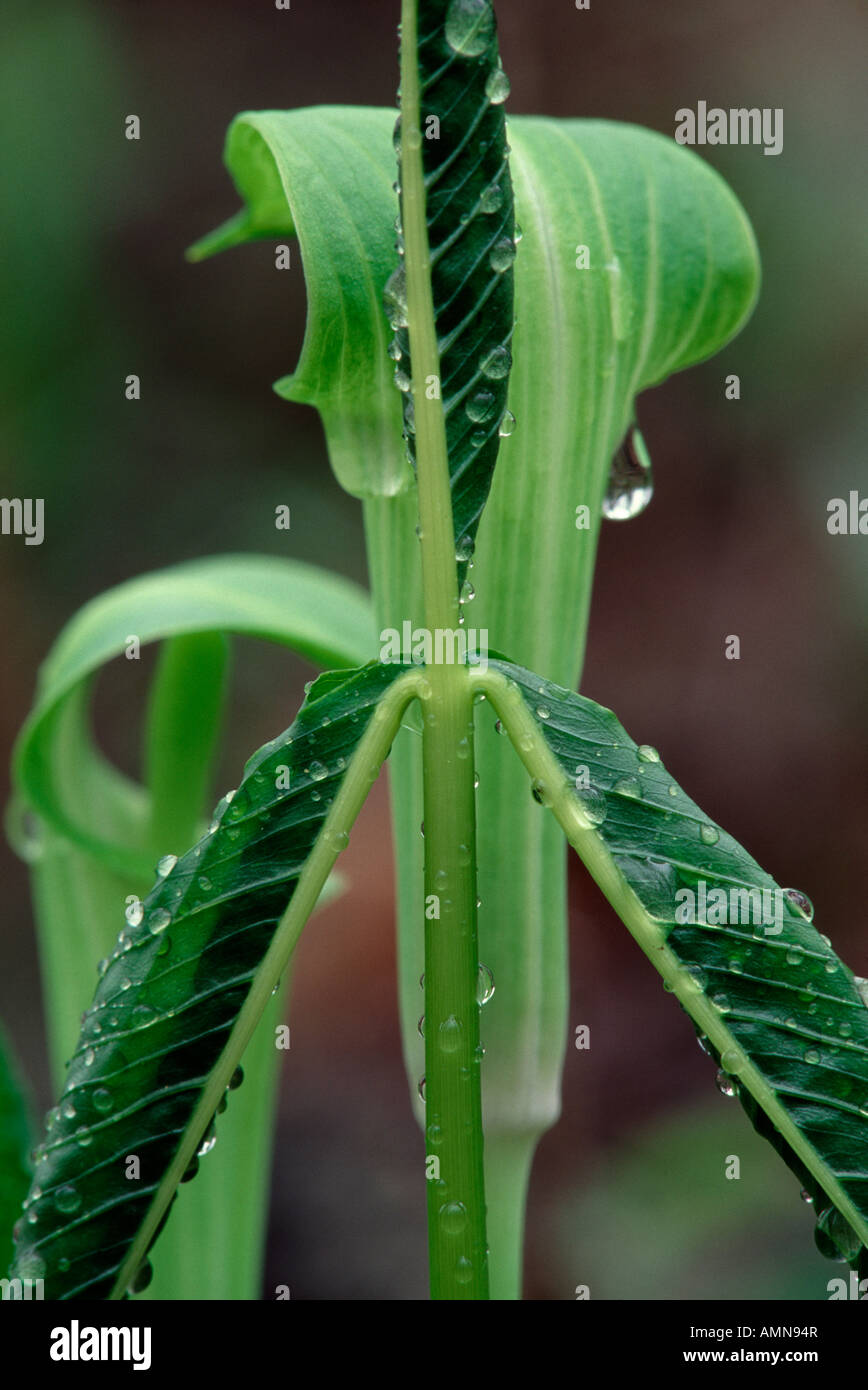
[400,0,489,1299]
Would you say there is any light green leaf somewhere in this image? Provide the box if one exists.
[14,554,374,876]
[477,657,868,1269]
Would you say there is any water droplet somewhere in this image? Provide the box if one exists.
[459,579,475,604]
[577,785,608,827]
[814,1206,862,1263]
[125,898,144,928]
[426,1122,443,1148]
[55,1185,82,1214]
[84,1048,95,1067]
[197,1123,217,1157]
[480,182,503,215]
[804,1049,820,1065]
[824,958,838,974]
[479,344,511,379]
[530,779,551,807]
[418,1076,426,1103]
[308,761,328,782]
[417,1014,425,1039]
[700,823,720,846]
[393,367,412,393]
[637,745,660,763]
[97,958,109,977]
[493,718,505,735]
[800,1188,814,1204]
[383,264,408,329]
[476,963,495,1006]
[74,1125,92,1147]
[156,854,177,879]
[783,888,814,922]
[485,66,510,104]
[466,389,497,423]
[697,1034,713,1056]
[454,1255,474,1285]
[711,991,730,1012]
[613,775,642,799]
[602,426,653,521]
[129,1260,154,1294]
[668,785,678,797]
[61,1099,76,1120]
[445,0,495,57]
[498,410,516,438]
[439,1201,469,1235]
[439,1015,463,1053]
[92,1087,113,1114]
[785,946,804,966]
[455,534,475,563]
[388,336,402,361]
[715,1069,737,1098]
[149,908,171,935]
[489,237,516,273]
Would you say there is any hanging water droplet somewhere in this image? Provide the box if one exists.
[97,958,109,978]
[715,1069,737,1098]
[700,823,720,846]
[149,908,171,936]
[383,264,409,330]
[125,898,144,928]
[393,367,412,393]
[445,0,495,56]
[388,335,402,361]
[496,413,516,443]
[814,1206,862,1263]
[489,237,516,273]
[476,963,495,1006]
[156,854,177,879]
[197,1122,218,1157]
[697,1034,713,1056]
[455,534,474,562]
[473,772,480,790]
[479,344,511,380]
[636,744,660,763]
[602,426,653,521]
[800,1188,814,1204]
[783,888,814,922]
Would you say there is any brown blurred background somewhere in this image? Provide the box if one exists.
[1,0,867,1299]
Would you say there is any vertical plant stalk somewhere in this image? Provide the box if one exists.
[400,0,489,1300]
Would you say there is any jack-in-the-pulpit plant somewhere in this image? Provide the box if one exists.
[5,0,868,1301]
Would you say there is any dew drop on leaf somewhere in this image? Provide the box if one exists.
[489,237,517,273]
[783,887,814,921]
[444,0,495,57]
[498,410,516,437]
[476,962,495,1006]
[156,854,177,879]
[485,66,510,104]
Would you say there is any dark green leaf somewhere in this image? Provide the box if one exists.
[392,0,515,583]
[0,1023,33,1278]
[10,660,415,1298]
[479,657,868,1269]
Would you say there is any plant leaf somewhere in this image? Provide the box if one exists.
[0,1022,33,1278]
[13,554,374,877]
[477,657,868,1268]
[393,0,515,582]
[9,660,416,1298]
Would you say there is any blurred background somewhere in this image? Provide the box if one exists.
[1,0,866,1299]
